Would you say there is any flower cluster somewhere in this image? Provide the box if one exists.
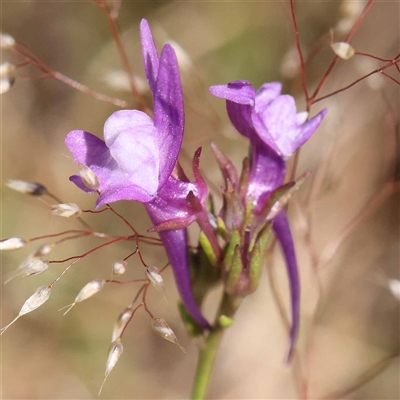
[65,20,211,329]
[1,17,327,392]
[210,81,327,358]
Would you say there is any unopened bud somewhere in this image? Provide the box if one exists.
[0,33,15,49]
[23,258,49,277]
[5,258,49,284]
[0,285,51,334]
[32,243,54,258]
[60,279,105,315]
[0,62,16,78]
[145,266,164,291]
[99,339,123,395]
[0,237,27,250]
[0,77,15,94]
[50,203,82,218]
[112,260,127,275]
[151,318,186,353]
[78,163,99,190]
[389,279,400,301]
[5,179,47,196]
[330,42,355,60]
[111,307,133,342]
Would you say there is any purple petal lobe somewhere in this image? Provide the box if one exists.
[210,80,255,105]
[273,211,300,362]
[65,130,153,206]
[226,101,256,139]
[256,95,298,158]
[66,130,113,168]
[69,175,96,193]
[140,18,159,93]
[292,108,328,151]
[254,82,282,112]
[153,44,184,189]
[104,110,159,196]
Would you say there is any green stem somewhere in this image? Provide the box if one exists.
[191,327,225,400]
[190,294,241,400]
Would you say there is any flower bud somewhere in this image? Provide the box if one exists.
[0,77,15,94]
[0,237,27,250]
[0,62,16,78]
[5,258,49,284]
[5,179,47,196]
[145,266,164,291]
[112,260,127,275]
[78,163,99,191]
[111,307,133,342]
[31,243,54,258]
[98,339,123,395]
[23,258,49,277]
[50,203,82,218]
[0,33,15,49]
[330,42,355,60]
[1,285,52,334]
[151,318,186,353]
[60,279,105,315]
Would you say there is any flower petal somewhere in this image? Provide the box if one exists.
[145,200,211,329]
[247,136,285,211]
[65,130,153,205]
[209,80,255,105]
[226,100,256,139]
[104,110,160,197]
[256,95,298,158]
[153,44,184,189]
[273,211,300,363]
[140,19,159,93]
[254,82,282,112]
[292,108,327,151]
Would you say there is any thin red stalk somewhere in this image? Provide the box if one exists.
[119,302,144,339]
[49,236,131,264]
[105,203,138,235]
[289,0,309,104]
[142,284,153,318]
[313,58,398,104]
[355,52,398,62]
[123,250,138,261]
[12,43,129,108]
[310,0,374,104]
[158,262,170,274]
[54,232,92,245]
[94,0,150,112]
[381,71,400,86]
[106,279,147,284]
[28,230,91,242]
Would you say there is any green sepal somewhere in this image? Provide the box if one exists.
[199,231,218,266]
[223,227,241,271]
[216,217,228,239]
[225,245,244,295]
[248,225,272,293]
[178,301,205,337]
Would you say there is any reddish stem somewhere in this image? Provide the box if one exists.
[309,0,375,106]
[289,0,310,105]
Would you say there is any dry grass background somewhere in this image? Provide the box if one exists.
[1,1,399,399]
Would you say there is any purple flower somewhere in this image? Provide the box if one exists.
[65,19,210,330]
[210,80,327,360]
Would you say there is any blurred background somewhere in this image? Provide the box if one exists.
[1,1,399,398]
